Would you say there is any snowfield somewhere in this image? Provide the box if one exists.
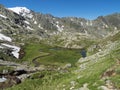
[0,46,3,48]
[2,43,20,59]
[8,7,30,15]
[0,77,7,82]
[0,14,7,19]
[24,21,30,25]
[8,7,33,18]
[0,33,12,42]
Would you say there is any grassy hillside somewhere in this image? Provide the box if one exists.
[21,43,82,66]
[6,37,120,90]
[5,31,120,90]
[6,42,120,90]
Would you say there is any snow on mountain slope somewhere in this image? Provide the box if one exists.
[0,46,3,48]
[0,33,12,42]
[0,14,7,19]
[2,43,20,59]
[0,33,20,59]
[8,7,33,18]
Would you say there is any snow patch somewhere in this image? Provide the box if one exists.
[105,25,108,28]
[80,22,83,26]
[8,7,30,15]
[86,20,92,26]
[53,18,55,20]
[27,26,34,30]
[0,77,7,82]
[33,18,35,21]
[56,24,64,32]
[70,18,74,21]
[27,14,33,18]
[2,43,20,59]
[86,21,89,26]
[24,21,30,25]
[8,7,33,18]
[55,21,64,32]
[34,21,37,24]
[0,33,12,42]
[0,14,7,19]
[90,21,93,26]
[56,21,59,24]
[38,24,43,29]
[114,27,117,30]
[103,24,108,28]
[45,30,47,32]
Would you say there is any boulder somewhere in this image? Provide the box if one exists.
[0,75,21,89]
[63,63,72,69]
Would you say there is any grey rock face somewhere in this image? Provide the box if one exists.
[0,5,120,39]
[0,4,120,58]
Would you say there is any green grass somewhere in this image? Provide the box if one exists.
[6,33,120,90]
[0,66,13,73]
[20,43,50,64]
[21,43,81,66]
[7,43,119,90]
[75,56,115,90]
[110,75,120,89]
[36,48,81,66]
[6,70,76,90]
[6,52,116,90]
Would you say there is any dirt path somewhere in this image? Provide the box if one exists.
[32,53,51,67]
[0,52,51,71]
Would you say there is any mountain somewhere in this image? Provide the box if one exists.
[0,4,120,90]
[8,7,33,18]
[0,4,120,58]
[1,5,120,37]
[0,5,120,57]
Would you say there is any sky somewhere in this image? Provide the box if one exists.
[0,0,120,20]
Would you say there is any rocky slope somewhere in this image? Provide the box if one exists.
[0,4,120,58]
[0,5,120,39]
[0,4,120,90]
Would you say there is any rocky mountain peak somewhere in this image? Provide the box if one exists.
[8,7,33,18]
[0,5,120,59]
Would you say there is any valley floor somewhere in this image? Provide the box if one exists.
[0,40,118,90]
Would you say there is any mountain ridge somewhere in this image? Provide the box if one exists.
[0,4,120,90]
[0,4,120,58]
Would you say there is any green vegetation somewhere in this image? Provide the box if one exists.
[0,66,13,73]
[75,55,116,90]
[5,32,120,90]
[1,4,120,90]
[6,39,120,90]
[21,43,81,66]
[0,51,17,61]
[7,70,76,90]
[6,49,118,90]
[110,75,120,89]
